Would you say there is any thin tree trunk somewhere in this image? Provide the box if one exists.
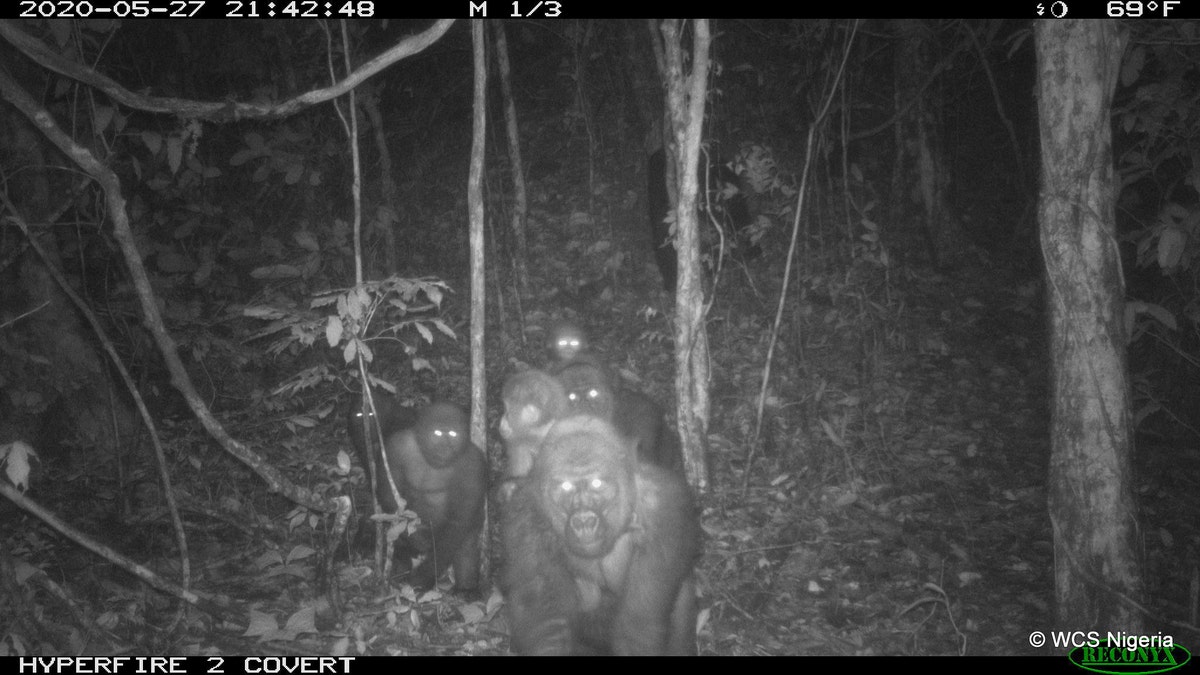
[359,91,399,276]
[492,21,530,299]
[658,19,712,490]
[467,20,490,577]
[891,20,962,267]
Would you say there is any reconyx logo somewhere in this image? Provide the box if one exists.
[1068,636,1190,674]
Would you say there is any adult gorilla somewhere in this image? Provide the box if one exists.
[501,416,699,655]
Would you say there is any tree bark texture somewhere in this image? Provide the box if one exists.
[1036,20,1143,633]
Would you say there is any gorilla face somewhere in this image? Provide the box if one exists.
[535,416,635,558]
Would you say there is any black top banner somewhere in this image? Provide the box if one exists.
[6,0,1196,20]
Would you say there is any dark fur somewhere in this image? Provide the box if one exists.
[545,320,615,384]
[556,362,682,473]
[348,386,416,477]
[546,320,588,364]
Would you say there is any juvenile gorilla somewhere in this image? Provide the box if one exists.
[556,361,682,473]
[501,416,700,655]
[360,401,485,592]
[499,370,569,480]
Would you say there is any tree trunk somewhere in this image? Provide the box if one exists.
[467,20,491,578]
[359,90,399,277]
[1036,20,1143,633]
[658,19,712,490]
[891,20,962,267]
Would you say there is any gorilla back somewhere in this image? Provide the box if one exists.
[502,416,699,655]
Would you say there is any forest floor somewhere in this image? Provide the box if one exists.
[701,259,1055,655]
[689,254,1199,656]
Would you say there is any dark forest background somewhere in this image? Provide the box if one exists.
[0,19,1197,655]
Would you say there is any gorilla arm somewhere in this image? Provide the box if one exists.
[501,481,580,655]
[610,465,700,655]
[430,446,487,591]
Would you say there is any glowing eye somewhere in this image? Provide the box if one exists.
[448,430,459,438]
[568,392,580,402]
[589,477,603,489]
[558,480,574,492]
[587,389,600,400]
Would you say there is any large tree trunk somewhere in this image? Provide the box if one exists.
[1036,20,1142,632]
